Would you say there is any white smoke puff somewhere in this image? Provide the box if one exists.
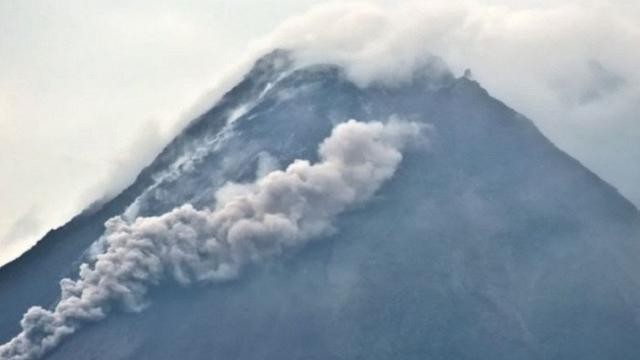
[0,119,423,360]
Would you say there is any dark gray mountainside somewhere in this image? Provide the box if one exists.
[2,50,640,359]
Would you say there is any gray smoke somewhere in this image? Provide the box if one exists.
[0,119,423,360]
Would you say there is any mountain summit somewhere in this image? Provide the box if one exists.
[1,50,639,360]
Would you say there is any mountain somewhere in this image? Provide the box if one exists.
[1,50,639,360]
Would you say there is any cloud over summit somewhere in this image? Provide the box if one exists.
[248,1,640,205]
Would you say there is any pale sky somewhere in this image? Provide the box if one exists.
[1,0,638,266]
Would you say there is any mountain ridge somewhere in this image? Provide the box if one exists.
[2,50,639,359]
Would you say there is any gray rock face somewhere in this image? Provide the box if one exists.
[1,50,639,360]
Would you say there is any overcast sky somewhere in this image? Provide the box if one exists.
[1,0,638,266]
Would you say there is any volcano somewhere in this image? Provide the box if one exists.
[1,50,639,360]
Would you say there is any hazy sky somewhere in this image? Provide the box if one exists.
[1,0,638,266]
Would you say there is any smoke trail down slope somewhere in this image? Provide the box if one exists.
[0,119,422,360]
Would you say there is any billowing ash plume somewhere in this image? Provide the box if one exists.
[0,119,423,360]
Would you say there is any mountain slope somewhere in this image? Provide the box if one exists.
[2,50,640,360]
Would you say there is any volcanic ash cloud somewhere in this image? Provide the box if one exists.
[0,119,423,360]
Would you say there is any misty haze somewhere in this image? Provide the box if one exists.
[1,2,639,360]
